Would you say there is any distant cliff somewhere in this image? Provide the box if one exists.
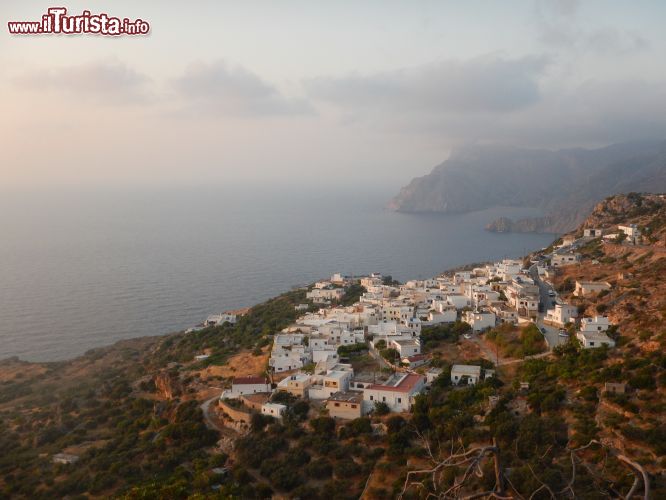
[390,141,666,233]
[485,216,554,233]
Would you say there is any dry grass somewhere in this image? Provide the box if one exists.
[198,347,270,381]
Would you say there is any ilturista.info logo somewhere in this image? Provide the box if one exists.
[8,7,150,36]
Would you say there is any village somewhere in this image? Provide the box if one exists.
[197,221,642,428]
[3,193,662,499]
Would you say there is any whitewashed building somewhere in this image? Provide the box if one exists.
[362,373,426,413]
[574,281,611,297]
[544,303,578,327]
[262,402,287,419]
[451,365,482,385]
[552,253,581,267]
[580,316,610,333]
[231,376,271,395]
[463,311,496,332]
[576,331,615,349]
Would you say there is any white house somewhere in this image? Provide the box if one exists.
[330,273,346,284]
[580,316,610,332]
[426,308,457,325]
[306,287,344,303]
[576,331,615,349]
[446,294,470,310]
[491,305,519,324]
[618,224,640,244]
[425,367,443,385]
[574,281,611,297]
[360,273,383,288]
[269,346,310,373]
[261,402,287,419]
[362,373,426,413]
[544,303,578,327]
[277,373,312,398]
[497,259,523,280]
[463,311,496,332]
[390,338,421,357]
[205,312,238,326]
[551,253,581,267]
[270,334,310,372]
[584,228,603,237]
[380,304,415,323]
[451,365,483,385]
[311,348,339,364]
[231,376,271,395]
[309,369,353,399]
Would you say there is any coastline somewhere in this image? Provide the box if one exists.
[0,241,558,369]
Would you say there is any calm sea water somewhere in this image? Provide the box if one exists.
[0,185,554,362]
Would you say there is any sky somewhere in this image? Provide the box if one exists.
[1,0,666,189]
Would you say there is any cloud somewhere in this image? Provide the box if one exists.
[13,60,152,104]
[417,78,666,148]
[172,60,313,117]
[585,28,649,55]
[305,52,666,149]
[534,0,649,54]
[307,54,548,118]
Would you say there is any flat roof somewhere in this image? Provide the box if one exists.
[325,370,350,379]
[451,365,482,376]
[263,402,287,409]
[393,339,418,346]
[366,373,424,393]
[327,391,363,403]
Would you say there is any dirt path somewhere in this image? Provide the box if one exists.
[469,336,552,366]
[200,393,224,432]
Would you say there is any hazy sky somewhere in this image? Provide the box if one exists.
[2,0,666,188]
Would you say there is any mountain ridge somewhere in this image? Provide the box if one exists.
[389,140,666,233]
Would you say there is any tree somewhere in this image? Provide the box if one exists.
[305,458,332,479]
[310,417,336,436]
[380,348,400,363]
[373,401,390,416]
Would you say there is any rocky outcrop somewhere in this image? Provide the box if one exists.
[154,370,182,399]
[485,216,556,234]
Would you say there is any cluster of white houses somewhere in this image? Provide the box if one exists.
[218,223,631,420]
[221,363,496,421]
[584,223,642,245]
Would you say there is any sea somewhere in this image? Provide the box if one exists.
[0,185,554,362]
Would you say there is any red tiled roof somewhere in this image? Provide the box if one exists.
[233,376,269,385]
[366,374,424,393]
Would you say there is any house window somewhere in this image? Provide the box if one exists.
[397,398,401,403]
[382,397,386,402]
[334,403,340,407]
[369,395,373,401]
[351,404,357,409]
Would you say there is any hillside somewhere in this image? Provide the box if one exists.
[389,141,666,233]
[1,194,664,499]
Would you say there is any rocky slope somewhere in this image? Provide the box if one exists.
[1,194,665,498]
[390,141,666,233]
